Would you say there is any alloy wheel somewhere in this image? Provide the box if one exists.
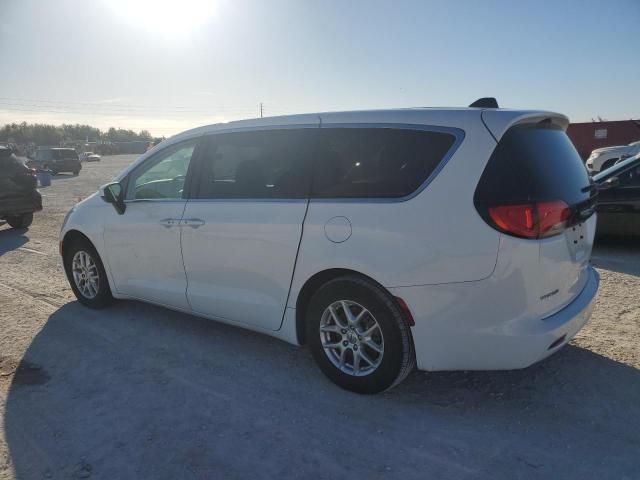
[319,300,384,377]
[71,250,100,299]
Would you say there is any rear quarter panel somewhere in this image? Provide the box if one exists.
[288,109,501,307]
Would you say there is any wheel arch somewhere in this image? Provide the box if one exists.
[60,229,94,260]
[294,268,411,345]
[60,228,116,293]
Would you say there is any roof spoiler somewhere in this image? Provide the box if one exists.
[469,97,499,108]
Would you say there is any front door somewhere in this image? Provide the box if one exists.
[181,128,314,330]
[103,138,199,309]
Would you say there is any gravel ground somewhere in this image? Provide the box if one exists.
[0,155,639,479]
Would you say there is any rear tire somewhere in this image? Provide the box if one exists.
[63,238,114,309]
[73,170,80,176]
[6,213,33,229]
[306,275,415,394]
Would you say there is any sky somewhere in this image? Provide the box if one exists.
[0,0,638,137]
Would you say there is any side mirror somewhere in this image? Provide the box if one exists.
[101,182,126,214]
[598,176,620,190]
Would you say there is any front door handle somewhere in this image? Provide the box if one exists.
[182,218,205,228]
[159,218,180,228]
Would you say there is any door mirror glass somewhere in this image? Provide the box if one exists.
[102,182,126,214]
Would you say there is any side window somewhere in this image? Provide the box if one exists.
[619,165,640,187]
[197,129,313,199]
[312,128,457,198]
[126,139,197,200]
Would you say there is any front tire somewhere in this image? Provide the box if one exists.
[63,239,113,309]
[306,276,415,394]
[6,213,33,229]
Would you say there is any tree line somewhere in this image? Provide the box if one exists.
[0,122,154,146]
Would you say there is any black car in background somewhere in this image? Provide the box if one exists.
[28,147,81,175]
[594,154,640,237]
[0,146,42,228]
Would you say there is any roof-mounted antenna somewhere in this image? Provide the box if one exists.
[469,97,499,108]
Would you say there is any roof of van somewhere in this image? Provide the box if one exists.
[175,107,567,140]
[116,107,567,182]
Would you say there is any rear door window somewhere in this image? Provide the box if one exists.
[196,129,313,199]
[311,128,457,198]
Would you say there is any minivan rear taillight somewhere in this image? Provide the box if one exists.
[487,200,570,239]
[474,122,594,241]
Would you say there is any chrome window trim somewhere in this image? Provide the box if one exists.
[123,199,188,204]
[200,123,321,136]
[186,198,308,204]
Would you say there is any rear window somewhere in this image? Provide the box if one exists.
[52,149,78,159]
[0,149,22,168]
[312,128,457,198]
[474,124,592,207]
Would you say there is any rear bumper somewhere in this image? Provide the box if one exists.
[390,266,599,371]
[0,191,42,217]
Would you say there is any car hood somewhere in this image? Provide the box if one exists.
[591,145,632,155]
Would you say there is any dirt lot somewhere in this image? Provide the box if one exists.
[0,155,639,479]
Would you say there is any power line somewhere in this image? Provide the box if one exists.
[0,97,292,120]
[0,104,262,119]
[0,96,263,113]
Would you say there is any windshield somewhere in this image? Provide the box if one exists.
[593,153,640,181]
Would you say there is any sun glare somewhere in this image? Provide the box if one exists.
[106,0,215,39]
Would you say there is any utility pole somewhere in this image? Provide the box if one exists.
[260,102,263,118]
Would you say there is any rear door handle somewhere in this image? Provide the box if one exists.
[182,218,205,228]
[159,218,180,228]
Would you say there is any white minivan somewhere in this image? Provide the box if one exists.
[60,102,599,393]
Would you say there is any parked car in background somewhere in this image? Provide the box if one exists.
[80,152,101,162]
[586,140,640,173]
[594,153,640,237]
[28,148,82,175]
[59,103,599,393]
[0,146,42,228]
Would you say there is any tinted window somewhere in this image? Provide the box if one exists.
[36,150,51,161]
[127,139,197,200]
[593,155,640,182]
[619,164,640,187]
[52,149,78,159]
[196,129,313,199]
[311,128,456,198]
[475,124,592,207]
[0,150,22,170]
